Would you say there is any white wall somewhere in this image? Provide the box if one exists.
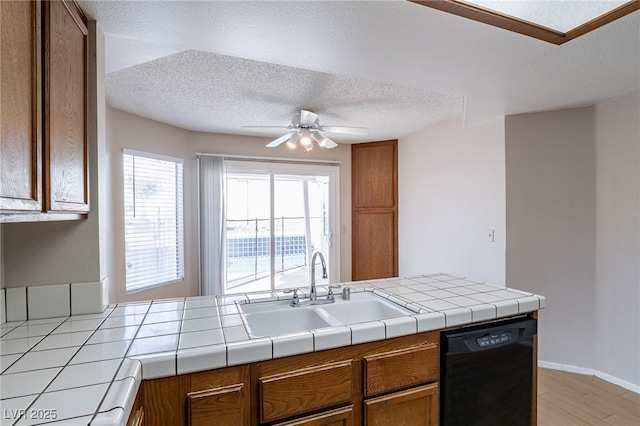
[400,98,639,389]
[398,116,506,286]
[107,108,352,303]
[505,106,598,371]
[506,93,640,389]
[107,108,196,303]
[593,92,639,387]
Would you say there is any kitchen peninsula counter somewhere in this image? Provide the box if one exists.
[0,273,545,425]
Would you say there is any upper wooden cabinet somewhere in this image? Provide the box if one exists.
[0,0,89,221]
[0,0,42,213]
[43,0,89,213]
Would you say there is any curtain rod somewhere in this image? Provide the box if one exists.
[196,153,341,166]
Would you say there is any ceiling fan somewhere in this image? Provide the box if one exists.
[244,110,368,151]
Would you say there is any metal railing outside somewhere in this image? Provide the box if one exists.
[226,216,321,287]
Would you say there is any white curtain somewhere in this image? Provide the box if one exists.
[198,156,225,295]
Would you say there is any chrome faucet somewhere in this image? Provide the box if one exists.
[287,251,337,307]
[310,251,328,301]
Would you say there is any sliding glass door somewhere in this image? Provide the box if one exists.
[223,161,339,294]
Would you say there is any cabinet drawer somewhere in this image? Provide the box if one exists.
[275,405,354,426]
[364,383,439,426]
[187,383,245,426]
[364,343,438,397]
[260,360,354,423]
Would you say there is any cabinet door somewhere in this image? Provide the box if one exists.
[142,365,250,426]
[44,0,89,213]
[351,140,398,280]
[364,383,438,426]
[276,406,354,426]
[0,0,42,212]
[352,210,397,281]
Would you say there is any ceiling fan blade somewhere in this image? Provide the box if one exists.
[266,132,295,148]
[312,133,338,149]
[320,136,338,149]
[299,110,318,126]
[241,125,290,129]
[321,126,369,136]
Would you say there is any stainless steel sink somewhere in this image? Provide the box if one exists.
[238,291,415,337]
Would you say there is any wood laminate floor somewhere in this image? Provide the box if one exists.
[538,368,639,425]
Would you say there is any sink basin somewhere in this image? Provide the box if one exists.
[242,307,333,337]
[238,291,415,337]
[320,292,412,324]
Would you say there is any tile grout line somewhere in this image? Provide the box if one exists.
[174,300,187,375]
[89,297,186,423]
[2,316,86,375]
[10,307,114,425]
[87,301,154,425]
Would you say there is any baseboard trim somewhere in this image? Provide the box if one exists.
[539,360,640,394]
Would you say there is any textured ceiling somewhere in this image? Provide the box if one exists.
[106,50,463,142]
[79,0,640,144]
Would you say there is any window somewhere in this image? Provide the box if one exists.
[225,172,330,290]
[123,149,184,292]
[197,156,340,296]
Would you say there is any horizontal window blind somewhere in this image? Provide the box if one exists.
[123,150,184,292]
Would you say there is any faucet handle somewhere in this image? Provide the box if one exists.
[284,288,300,306]
[327,284,342,300]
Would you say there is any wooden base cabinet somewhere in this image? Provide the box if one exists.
[140,365,250,426]
[251,331,439,425]
[137,332,439,426]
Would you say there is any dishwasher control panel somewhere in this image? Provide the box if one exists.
[476,330,514,347]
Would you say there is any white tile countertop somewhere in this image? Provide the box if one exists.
[0,273,545,425]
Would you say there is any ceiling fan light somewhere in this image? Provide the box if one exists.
[287,133,298,149]
[300,129,312,146]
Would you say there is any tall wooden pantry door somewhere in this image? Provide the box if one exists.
[351,140,398,281]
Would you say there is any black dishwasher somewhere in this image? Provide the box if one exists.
[440,316,537,426]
